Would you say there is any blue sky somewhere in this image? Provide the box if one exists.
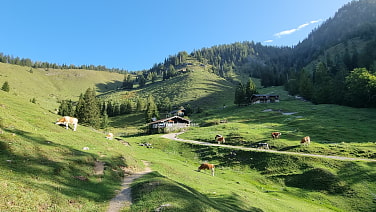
[1,0,353,71]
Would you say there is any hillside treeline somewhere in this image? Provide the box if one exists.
[153,0,376,108]
[0,53,126,73]
[2,1,376,109]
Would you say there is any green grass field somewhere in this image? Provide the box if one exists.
[1,63,376,211]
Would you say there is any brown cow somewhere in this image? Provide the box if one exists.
[271,132,281,139]
[301,136,311,145]
[198,163,215,176]
[215,134,225,144]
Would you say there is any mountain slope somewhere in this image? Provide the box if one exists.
[0,63,124,110]
[0,90,142,211]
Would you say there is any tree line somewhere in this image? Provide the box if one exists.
[57,88,177,129]
[0,53,127,73]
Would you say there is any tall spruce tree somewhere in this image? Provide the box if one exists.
[75,88,101,127]
[145,96,159,123]
[75,94,85,121]
[1,81,10,92]
[234,82,246,106]
[245,78,258,104]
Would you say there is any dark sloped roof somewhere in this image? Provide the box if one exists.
[148,116,190,125]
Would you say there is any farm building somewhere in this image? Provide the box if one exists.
[148,116,191,133]
[251,94,280,104]
[168,108,185,117]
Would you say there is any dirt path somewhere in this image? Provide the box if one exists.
[107,160,152,212]
[162,132,376,162]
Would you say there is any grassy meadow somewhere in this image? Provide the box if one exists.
[1,63,376,211]
[0,63,124,110]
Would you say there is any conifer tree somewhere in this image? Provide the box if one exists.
[138,74,146,87]
[245,78,258,103]
[75,88,101,127]
[1,81,10,92]
[83,88,100,127]
[145,96,159,123]
[75,94,85,121]
[234,82,246,106]
[101,111,109,129]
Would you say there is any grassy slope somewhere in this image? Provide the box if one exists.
[182,86,376,159]
[126,135,376,212]
[0,91,143,211]
[1,63,376,211]
[107,64,235,111]
[0,63,124,110]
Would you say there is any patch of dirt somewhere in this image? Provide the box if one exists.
[107,160,152,212]
[94,161,105,175]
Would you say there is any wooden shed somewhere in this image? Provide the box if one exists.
[251,94,280,104]
[148,116,191,133]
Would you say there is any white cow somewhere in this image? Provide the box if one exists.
[106,132,114,140]
[56,116,78,131]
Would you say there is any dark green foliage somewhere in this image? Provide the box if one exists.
[122,74,134,89]
[30,98,37,104]
[75,88,101,128]
[138,74,146,87]
[1,81,10,92]
[234,82,246,106]
[345,68,376,107]
[245,78,258,103]
[298,69,313,100]
[101,111,109,129]
[0,53,126,73]
[58,99,74,116]
[145,95,159,123]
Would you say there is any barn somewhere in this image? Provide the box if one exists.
[251,94,280,104]
[148,116,191,133]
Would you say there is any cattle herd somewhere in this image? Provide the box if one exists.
[54,116,311,178]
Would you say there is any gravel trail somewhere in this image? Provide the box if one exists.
[162,132,376,162]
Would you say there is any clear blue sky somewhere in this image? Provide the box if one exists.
[1,0,353,71]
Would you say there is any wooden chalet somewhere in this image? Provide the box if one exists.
[251,94,280,104]
[148,116,191,133]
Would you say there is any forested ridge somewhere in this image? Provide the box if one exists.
[154,0,376,108]
[1,0,376,109]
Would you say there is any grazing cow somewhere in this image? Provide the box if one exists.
[215,134,225,144]
[198,163,215,176]
[56,116,78,131]
[271,132,281,139]
[301,136,311,145]
[106,132,114,140]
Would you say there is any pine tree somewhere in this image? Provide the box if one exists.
[58,99,74,116]
[138,74,146,87]
[312,62,332,104]
[101,111,109,129]
[83,88,101,127]
[145,96,159,123]
[245,78,258,104]
[234,82,246,106]
[75,94,85,121]
[298,69,313,100]
[75,88,101,127]
[1,81,10,92]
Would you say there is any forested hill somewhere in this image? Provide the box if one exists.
[293,0,376,69]
[148,0,376,108]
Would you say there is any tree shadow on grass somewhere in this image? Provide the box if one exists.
[0,128,127,204]
[131,171,263,212]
